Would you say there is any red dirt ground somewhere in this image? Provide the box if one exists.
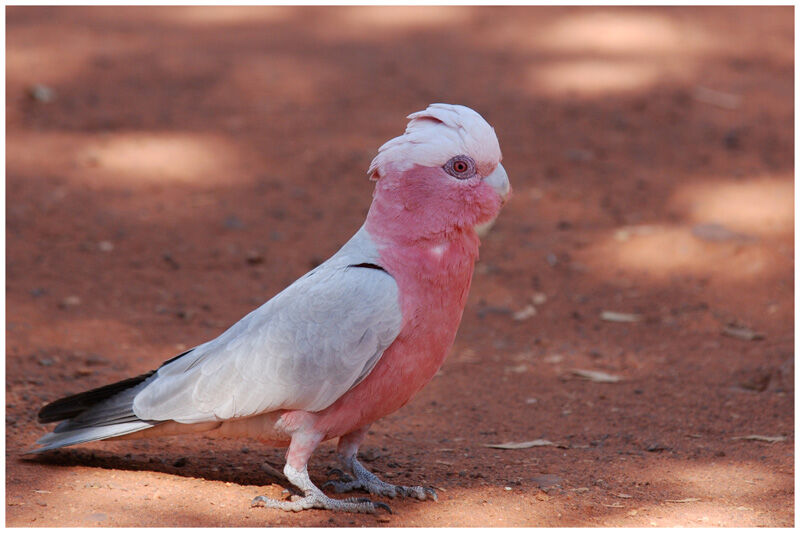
[6,6,794,527]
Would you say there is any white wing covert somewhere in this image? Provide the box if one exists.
[132,228,402,424]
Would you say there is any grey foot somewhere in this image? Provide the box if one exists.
[324,458,437,501]
[251,463,391,514]
[251,492,391,514]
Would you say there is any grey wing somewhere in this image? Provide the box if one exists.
[131,264,402,423]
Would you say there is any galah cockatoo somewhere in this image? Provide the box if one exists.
[31,103,511,513]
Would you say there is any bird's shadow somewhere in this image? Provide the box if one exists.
[21,447,302,490]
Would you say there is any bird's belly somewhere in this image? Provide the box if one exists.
[208,411,293,446]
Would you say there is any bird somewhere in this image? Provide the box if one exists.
[30,103,511,514]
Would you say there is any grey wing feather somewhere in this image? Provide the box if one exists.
[132,228,402,423]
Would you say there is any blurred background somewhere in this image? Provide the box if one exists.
[6,6,794,527]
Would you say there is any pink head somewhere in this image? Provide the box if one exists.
[365,104,510,244]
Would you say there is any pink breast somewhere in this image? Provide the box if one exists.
[310,231,479,440]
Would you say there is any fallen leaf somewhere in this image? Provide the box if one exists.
[732,435,786,443]
[691,223,755,243]
[693,86,741,109]
[59,295,82,309]
[664,497,700,503]
[571,369,621,383]
[601,310,642,323]
[484,439,561,449]
[722,325,765,341]
[504,364,529,374]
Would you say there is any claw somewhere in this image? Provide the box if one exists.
[374,501,392,514]
[251,495,271,507]
[325,468,353,483]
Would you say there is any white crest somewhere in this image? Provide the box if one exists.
[368,103,502,180]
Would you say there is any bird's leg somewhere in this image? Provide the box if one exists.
[324,426,437,501]
[251,430,390,514]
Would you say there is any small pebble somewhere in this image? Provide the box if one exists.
[27,84,55,103]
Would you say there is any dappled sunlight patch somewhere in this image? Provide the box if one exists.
[530,58,681,96]
[337,5,474,32]
[7,131,253,188]
[79,133,247,185]
[6,44,90,88]
[580,224,781,281]
[670,176,794,236]
[576,175,793,282]
[536,10,716,55]
[515,9,717,97]
[667,460,788,501]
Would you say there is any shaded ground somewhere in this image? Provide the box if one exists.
[6,6,794,527]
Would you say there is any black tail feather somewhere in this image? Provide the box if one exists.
[37,371,156,424]
[37,348,195,424]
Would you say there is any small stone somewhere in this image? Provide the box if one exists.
[532,292,547,305]
[162,253,180,270]
[98,241,114,252]
[245,250,264,265]
[224,215,245,229]
[360,447,382,463]
[565,148,595,162]
[27,84,55,103]
[176,308,196,321]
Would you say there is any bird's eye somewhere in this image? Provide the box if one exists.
[444,155,477,180]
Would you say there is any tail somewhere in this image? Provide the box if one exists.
[27,370,161,454]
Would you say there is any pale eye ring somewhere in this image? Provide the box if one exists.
[444,155,477,180]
